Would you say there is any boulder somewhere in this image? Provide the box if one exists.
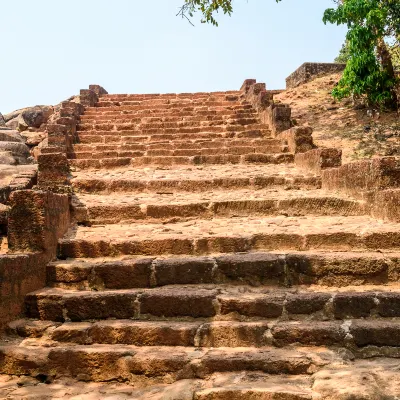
[6,117,19,130]
[0,151,17,165]
[17,114,29,132]
[21,106,53,129]
[4,106,54,131]
[0,142,30,164]
[4,109,23,122]
[0,129,25,143]
[21,131,46,146]
[0,113,5,127]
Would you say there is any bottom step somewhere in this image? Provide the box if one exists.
[0,343,336,383]
[1,358,400,399]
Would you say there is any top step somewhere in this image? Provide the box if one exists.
[99,91,243,102]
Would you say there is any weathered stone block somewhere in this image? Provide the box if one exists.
[371,189,400,222]
[272,321,345,346]
[8,190,70,253]
[350,320,400,346]
[240,79,256,93]
[277,126,315,153]
[154,257,214,286]
[38,153,70,187]
[89,85,108,96]
[333,292,375,319]
[285,293,330,315]
[139,288,217,318]
[219,294,285,317]
[295,148,342,173]
[322,157,400,197]
[80,89,98,107]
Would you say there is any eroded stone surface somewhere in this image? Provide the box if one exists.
[1,359,400,399]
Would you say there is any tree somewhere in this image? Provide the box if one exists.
[324,0,399,109]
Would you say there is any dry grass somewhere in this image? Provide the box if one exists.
[274,73,400,163]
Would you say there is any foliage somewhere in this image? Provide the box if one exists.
[389,41,400,69]
[336,38,400,70]
[335,41,351,63]
[178,0,233,26]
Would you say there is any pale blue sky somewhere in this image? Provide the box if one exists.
[0,0,346,113]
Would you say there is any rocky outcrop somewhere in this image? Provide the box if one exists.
[0,128,24,143]
[21,131,46,146]
[0,142,30,165]
[4,105,54,132]
[0,128,31,165]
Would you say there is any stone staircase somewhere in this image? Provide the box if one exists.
[2,90,400,397]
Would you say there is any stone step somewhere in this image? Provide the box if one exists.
[23,285,400,322]
[81,110,257,122]
[194,386,313,400]
[94,101,251,110]
[83,106,255,116]
[48,250,397,290]
[77,119,260,132]
[71,138,284,152]
[70,164,321,194]
[0,343,333,382]
[58,215,400,258]
[76,124,266,135]
[9,318,400,350]
[79,111,257,122]
[2,362,400,399]
[97,96,243,105]
[75,129,270,145]
[86,104,254,114]
[67,145,288,160]
[69,153,294,169]
[71,189,365,224]
[99,91,242,101]
[0,372,315,399]
[78,116,260,127]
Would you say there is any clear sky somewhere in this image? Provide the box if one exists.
[0,0,346,114]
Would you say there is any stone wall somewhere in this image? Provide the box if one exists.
[321,157,400,197]
[286,63,346,89]
[0,190,70,332]
[0,252,48,332]
[240,79,291,136]
[38,85,107,188]
[8,190,70,253]
[0,84,108,333]
[321,157,400,223]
